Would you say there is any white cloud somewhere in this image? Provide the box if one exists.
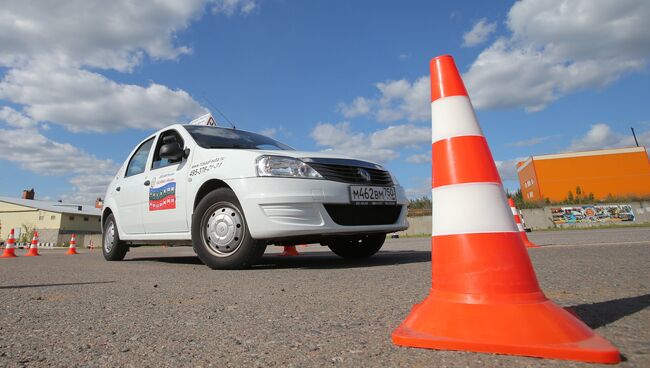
[0,128,119,202]
[311,122,429,163]
[0,64,207,132]
[495,157,527,181]
[338,97,372,119]
[465,0,650,111]
[0,0,208,72]
[337,77,429,123]
[369,124,430,149]
[405,154,430,164]
[0,106,36,128]
[212,0,258,16]
[311,122,397,163]
[311,122,430,163]
[0,1,219,133]
[339,0,650,118]
[567,123,650,151]
[462,18,497,47]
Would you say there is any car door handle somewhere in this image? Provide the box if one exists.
[144,180,151,186]
[115,186,121,192]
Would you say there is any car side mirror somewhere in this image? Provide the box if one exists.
[160,142,183,161]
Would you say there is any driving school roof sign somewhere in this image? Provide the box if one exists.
[188,113,217,126]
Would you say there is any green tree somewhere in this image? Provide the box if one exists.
[20,223,35,243]
[575,186,582,203]
[567,191,574,203]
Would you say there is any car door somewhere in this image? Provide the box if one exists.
[142,129,190,234]
[113,137,155,235]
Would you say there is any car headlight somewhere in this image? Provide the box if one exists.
[256,156,323,178]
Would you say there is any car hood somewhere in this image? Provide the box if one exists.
[251,150,384,168]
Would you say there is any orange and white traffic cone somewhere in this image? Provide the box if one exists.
[66,234,78,255]
[1,229,17,258]
[280,245,299,256]
[391,55,619,363]
[508,198,540,248]
[88,240,94,251]
[25,231,40,256]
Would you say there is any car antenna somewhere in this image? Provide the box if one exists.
[201,92,236,129]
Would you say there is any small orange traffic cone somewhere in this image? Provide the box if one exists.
[391,55,619,364]
[508,198,540,248]
[66,234,78,255]
[280,245,299,256]
[25,231,40,256]
[1,229,17,258]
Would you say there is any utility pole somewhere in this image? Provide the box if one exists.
[631,127,639,147]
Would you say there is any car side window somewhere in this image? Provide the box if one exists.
[151,130,184,170]
[125,138,154,177]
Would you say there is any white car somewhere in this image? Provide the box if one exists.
[102,121,408,269]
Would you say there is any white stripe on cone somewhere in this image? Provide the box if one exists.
[431,96,484,143]
[433,183,518,236]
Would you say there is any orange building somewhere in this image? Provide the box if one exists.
[517,147,650,202]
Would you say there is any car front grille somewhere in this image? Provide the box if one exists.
[324,204,403,226]
[306,163,393,186]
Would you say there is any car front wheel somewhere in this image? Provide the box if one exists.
[191,188,265,269]
[325,234,386,259]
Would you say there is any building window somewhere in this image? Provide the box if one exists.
[84,217,89,222]
[39,215,44,221]
[528,191,534,199]
[51,215,56,220]
[69,216,74,221]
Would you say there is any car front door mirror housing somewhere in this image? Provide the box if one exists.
[160,142,183,161]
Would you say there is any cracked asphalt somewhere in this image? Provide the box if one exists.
[1,227,649,367]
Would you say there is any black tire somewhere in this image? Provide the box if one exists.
[191,188,266,269]
[102,214,129,261]
[325,233,386,259]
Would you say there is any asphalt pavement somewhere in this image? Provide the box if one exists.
[1,228,649,367]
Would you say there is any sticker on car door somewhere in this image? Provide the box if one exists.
[149,174,176,211]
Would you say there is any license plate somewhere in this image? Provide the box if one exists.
[349,186,397,204]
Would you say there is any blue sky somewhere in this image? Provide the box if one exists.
[1,0,649,203]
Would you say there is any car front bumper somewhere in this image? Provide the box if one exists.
[226,177,409,239]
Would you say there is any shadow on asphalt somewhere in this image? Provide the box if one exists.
[0,281,116,290]
[568,293,650,329]
[125,250,431,269]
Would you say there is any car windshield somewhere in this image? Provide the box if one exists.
[184,125,294,150]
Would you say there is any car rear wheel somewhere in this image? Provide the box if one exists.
[102,214,129,261]
[192,188,266,269]
[325,234,386,259]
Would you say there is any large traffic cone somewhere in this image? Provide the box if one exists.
[391,55,620,363]
[66,234,78,255]
[25,231,40,256]
[280,245,300,256]
[508,198,540,248]
[1,229,17,258]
